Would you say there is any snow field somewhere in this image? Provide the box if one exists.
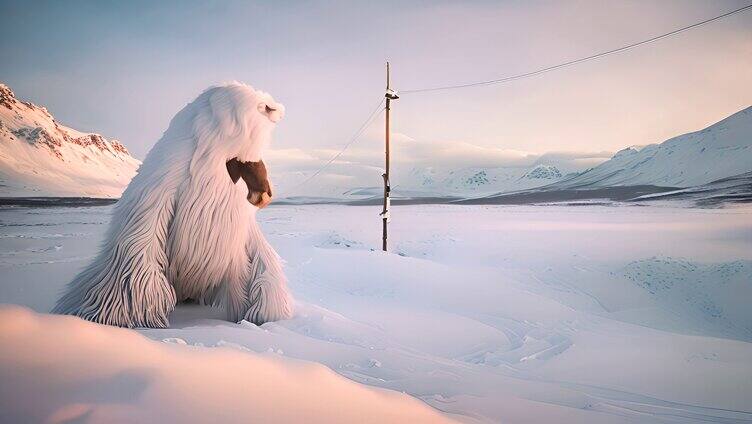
[1,203,751,423]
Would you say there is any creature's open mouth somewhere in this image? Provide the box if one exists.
[226,158,272,208]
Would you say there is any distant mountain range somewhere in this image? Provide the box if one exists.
[326,163,570,200]
[288,105,751,204]
[0,83,140,197]
[285,105,751,205]
[416,106,752,198]
[405,163,571,194]
[452,106,752,206]
[1,79,749,204]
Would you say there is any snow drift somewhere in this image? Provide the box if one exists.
[0,83,140,197]
[0,305,452,424]
[1,203,752,423]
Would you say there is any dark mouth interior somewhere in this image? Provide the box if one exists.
[226,158,272,202]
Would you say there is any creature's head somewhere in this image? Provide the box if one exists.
[188,82,284,207]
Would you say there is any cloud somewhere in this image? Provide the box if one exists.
[270,130,611,170]
[268,131,614,195]
[392,136,538,168]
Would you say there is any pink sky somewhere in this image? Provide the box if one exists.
[1,1,750,171]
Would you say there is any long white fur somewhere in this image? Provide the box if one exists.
[53,82,293,328]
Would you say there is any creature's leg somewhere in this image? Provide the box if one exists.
[223,256,251,324]
[53,195,177,328]
[232,221,293,325]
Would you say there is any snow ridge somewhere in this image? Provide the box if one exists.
[558,106,752,188]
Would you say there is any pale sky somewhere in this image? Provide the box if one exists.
[1,0,751,176]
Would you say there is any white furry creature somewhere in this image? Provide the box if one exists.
[53,82,293,328]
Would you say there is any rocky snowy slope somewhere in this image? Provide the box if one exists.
[555,106,752,189]
[0,83,140,197]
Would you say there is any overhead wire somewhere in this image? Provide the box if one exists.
[286,3,752,190]
[400,3,752,94]
[287,98,385,192]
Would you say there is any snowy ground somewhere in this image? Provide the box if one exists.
[1,203,751,423]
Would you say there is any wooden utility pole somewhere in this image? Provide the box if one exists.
[382,62,399,251]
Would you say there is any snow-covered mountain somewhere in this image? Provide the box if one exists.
[277,163,572,200]
[400,164,567,196]
[522,164,562,180]
[0,83,140,197]
[555,106,752,189]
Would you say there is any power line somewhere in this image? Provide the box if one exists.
[285,3,751,194]
[401,3,752,94]
[287,98,385,192]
